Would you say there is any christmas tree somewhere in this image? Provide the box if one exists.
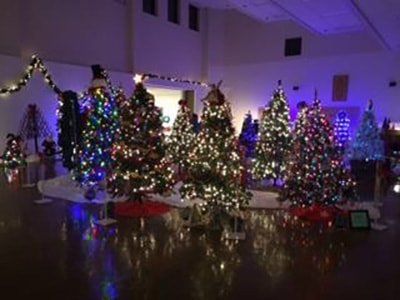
[333,110,350,151]
[107,80,174,201]
[180,84,251,214]
[351,100,384,161]
[239,111,257,157]
[57,90,83,169]
[252,81,292,183]
[166,99,196,171]
[2,134,26,169]
[19,104,52,153]
[72,65,119,189]
[281,96,356,206]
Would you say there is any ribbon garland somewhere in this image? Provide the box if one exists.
[0,54,62,96]
[141,73,211,87]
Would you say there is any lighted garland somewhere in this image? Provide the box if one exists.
[139,73,211,87]
[0,54,61,96]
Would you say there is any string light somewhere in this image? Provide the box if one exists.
[281,96,356,206]
[136,73,211,87]
[252,81,292,182]
[0,54,61,96]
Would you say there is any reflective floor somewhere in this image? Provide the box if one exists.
[0,164,399,300]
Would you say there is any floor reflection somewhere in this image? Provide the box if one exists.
[0,163,398,299]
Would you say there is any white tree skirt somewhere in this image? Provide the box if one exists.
[38,176,380,217]
[37,175,286,209]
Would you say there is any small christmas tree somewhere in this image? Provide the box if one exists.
[2,134,26,169]
[351,100,384,161]
[333,110,350,151]
[180,84,251,215]
[19,104,52,154]
[167,99,196,171]
[107,81,174,201]
[73,65,119,190]
[239,111,257,157]
[281,95,356,206]
[252,81,292,183]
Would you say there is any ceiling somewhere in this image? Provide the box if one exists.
[195,0,400,50]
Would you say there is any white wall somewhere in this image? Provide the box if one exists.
[216,11,400,132]
[0,54,133,151]
[133,0,208,80]
[0,0,214,150]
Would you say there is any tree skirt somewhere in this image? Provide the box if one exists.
[115,201,170,218]
[38,176,291,209]
[290,204,343,224]
[37,175,127,203]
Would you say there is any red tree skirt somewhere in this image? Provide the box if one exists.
[290,204,344,224]
[115,201,170,218]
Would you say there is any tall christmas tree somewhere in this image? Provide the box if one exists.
[351,100,384,161]
[252,81,292,183]
[333,110,350,152]
[281,95,356,206]
[180,84,251,214]
[166,99,196,171]
[57,90,83,170]
[107,80,174,201]
[72,65,119,190]
[19,104,52,154]
[239,111,257,157]
[2,134,26,169]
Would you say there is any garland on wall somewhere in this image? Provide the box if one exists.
[0,54,211,98]
[138,73,211,87]
[0,54,62,96]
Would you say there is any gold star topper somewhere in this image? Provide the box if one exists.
[133,74,144,84]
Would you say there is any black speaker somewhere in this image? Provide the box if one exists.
[285,37,302,56]
[389,81,397,87]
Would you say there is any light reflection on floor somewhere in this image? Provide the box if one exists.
[1,164,399,299]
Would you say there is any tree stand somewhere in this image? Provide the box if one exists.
[224,215,246,240]
[95,200,117,226]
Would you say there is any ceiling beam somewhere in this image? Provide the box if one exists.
[347,0,391,50]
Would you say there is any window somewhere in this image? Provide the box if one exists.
[285,37,302,56]
[168,0,180,24]
[189,4,199,31]
[143,0,157,16]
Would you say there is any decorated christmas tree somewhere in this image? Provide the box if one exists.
[351,100,384,161]
[333,110,350,152]
[57,90,83,169]
[107,80,174,201]
[19,104,52,154]
[2,134,26,169]
[252,81,292,183]
[281,95,356,206]
[239,111,257,157]
[72,65,119,190]
[166,99,196,171]
[180,84,251,215]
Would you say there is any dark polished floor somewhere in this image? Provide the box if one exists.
[0,164,400,300]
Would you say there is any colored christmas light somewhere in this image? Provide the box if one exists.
[281,97,356,206]
[333,110,350,151]
[73,87,119,188]
[107,83,174,201]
